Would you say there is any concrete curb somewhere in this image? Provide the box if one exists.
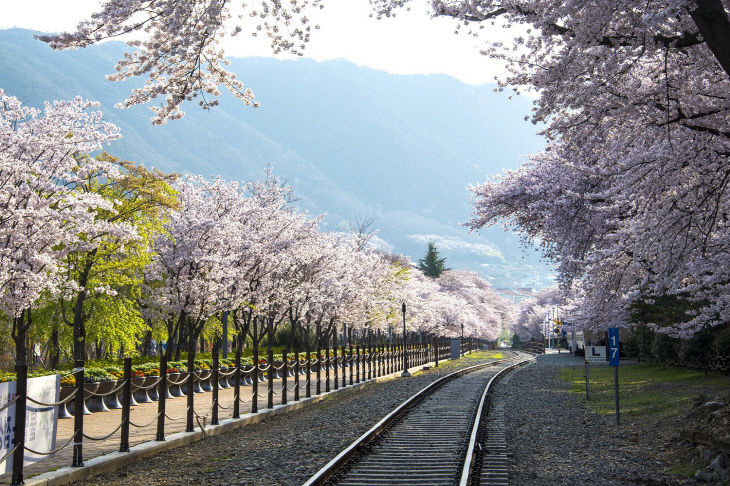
[25,358,450,486]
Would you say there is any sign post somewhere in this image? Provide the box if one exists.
[585,345,606,401]
[609,327,620,425]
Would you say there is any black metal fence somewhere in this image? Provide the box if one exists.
[520,339,546,354]
[7,335,483,484]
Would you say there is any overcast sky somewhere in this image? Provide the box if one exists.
[1,0,514,84]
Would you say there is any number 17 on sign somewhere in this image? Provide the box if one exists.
[609,327,620,425]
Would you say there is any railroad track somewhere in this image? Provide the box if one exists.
[303,352,532,486]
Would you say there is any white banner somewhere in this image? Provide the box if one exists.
[0,374,60,473]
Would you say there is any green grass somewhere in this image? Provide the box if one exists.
[560,363,730,419]
[421,350,506,373]
[666,464,698,478]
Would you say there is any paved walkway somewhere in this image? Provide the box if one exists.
[3,364,373,483]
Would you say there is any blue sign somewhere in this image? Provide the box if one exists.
[608,327,620,367]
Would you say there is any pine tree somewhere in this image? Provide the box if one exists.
[417,242,448,278]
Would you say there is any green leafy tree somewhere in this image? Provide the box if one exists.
[417,242,448,278]
[59,153,178,363]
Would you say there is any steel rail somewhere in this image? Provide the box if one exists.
[458,352,532,486]
[302,356,516,486]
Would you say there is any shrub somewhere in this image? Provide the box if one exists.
[652,333,678,366]
[511,334,521,349]
[0,372,16,383]
[713,326,730,356]
[624,325,654,361]
[59,367,117,385]
[86,367,115,382]
[679,327,713,363]
[104,366,124,378]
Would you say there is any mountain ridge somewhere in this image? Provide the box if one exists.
[0,27,554,288]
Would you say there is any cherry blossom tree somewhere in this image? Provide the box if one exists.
[437,270,509,339]
[366,0,730,338]
[39,0,323,124]
[384,266,511,341]
[512,286,569,341]
[0,91,120,365]
[143,175,243,361]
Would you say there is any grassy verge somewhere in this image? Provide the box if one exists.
[416,350,506,374]
[560,363,729,419]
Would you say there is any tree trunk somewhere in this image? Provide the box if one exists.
[72,288,88,362]
[13,310,29,367]
[142,331,152,357]
[49,326,60,370]
[691,0,730,78]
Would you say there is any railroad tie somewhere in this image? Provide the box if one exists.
[479,401,509,486]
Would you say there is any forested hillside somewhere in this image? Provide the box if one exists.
[0,28,552,288]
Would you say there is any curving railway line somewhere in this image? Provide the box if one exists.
[304,352,533,486]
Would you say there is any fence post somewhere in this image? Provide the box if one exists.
[156,356,167,440]
[403,332,408,373]
[325,340,331,393]
[282,349,288,405]
[393,338,403,373]
[306,345,312,398]
[378,343,382,377]
[211,342,219,425]
[349,342,354,385]
[251,346,259,414]
[355,345,360,383]
[333,344,338,390]
[155,354,167,441]
[341,345,346,386]
[294,349,300,402]
[72,359,85,466]
[434,336,439,367]
[186,352,195,432]
[380,343,384,377]
[233,349,241,419]
[367,335,372,380]
[316,342,322,395]
[120,358,131,452]
[267,342,274,409]
[385,344,393,375]
[11,363,27,485]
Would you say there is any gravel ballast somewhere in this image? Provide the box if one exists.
[72,351,513,486]
[494,352,696,486]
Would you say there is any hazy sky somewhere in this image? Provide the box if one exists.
[1,0,514,84]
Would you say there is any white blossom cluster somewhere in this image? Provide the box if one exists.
[396,0,730,338]
[39,0,322,124]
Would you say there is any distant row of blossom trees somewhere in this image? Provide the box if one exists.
[0,91,511,369]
